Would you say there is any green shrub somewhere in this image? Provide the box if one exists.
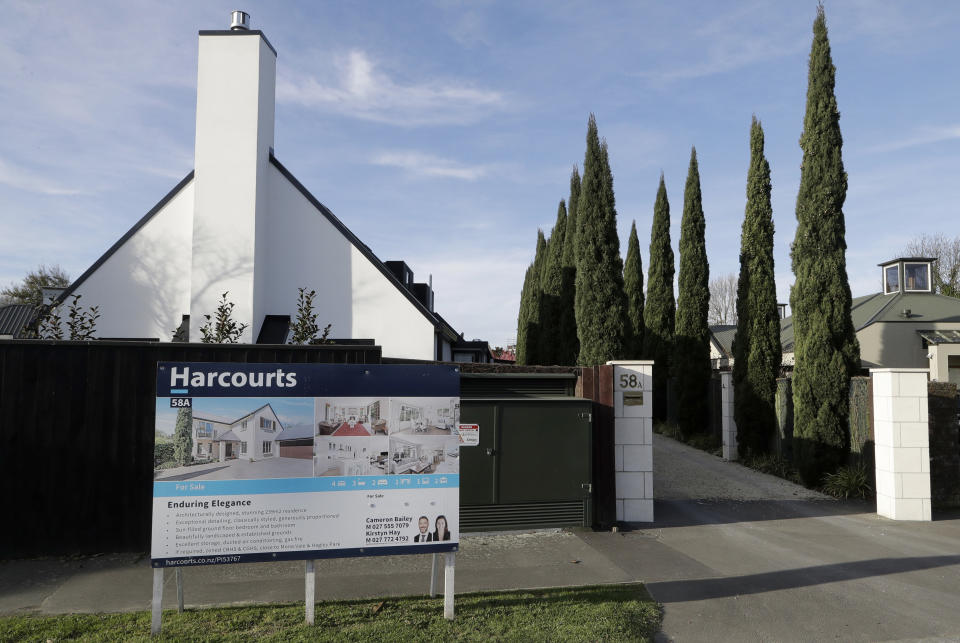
[822,463,872,499]
[154,442,175,467]
[743,453,801,485]
[685,432,720,455]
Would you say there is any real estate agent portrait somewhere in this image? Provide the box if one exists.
[414,516,433,542]
[433,515,451,541]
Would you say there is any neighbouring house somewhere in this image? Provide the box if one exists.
[491,345,517,363]
[46,11,485,361]
[709,257,960,383]
[193,403,282,462]
[0,304,40,339]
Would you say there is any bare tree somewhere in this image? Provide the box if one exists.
[902,234,960,298]
[708,273,738,325]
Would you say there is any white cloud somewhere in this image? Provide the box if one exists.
[372,151,489,180]
[277,49,506,126]
[0,157,87,196]
[863,125,960,154]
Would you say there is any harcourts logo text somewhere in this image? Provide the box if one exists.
[170,367,297,389]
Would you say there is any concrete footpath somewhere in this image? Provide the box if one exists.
[2,435,959,642]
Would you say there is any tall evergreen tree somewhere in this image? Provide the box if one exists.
[645,175,675,422]
[516,230,547,365]
[574,115,627,365]
[733,117,781,457]
[558,167,582,365]
[790,6,861,484]
[623,221,645,358]
[540,200,567,364]
[173,406,193,466]
[674,148,711,437]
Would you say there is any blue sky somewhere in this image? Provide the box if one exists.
[2,1,959,348]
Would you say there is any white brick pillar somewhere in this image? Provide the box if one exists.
[871,368,931,521]
[720,371,737,461]
[607,361,654,522]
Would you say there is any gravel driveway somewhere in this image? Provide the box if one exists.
[653,433,827,501]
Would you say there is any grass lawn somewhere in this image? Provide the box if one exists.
[0,583,661,642]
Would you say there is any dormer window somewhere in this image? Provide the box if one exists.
[904,263,930,292]
[880,258,935,295]
[884,265,900,294]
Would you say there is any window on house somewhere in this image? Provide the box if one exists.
[241,442,247,454]
[262,441,272,454]
[884,265,899,294]
[904,263,930,291]
[260,417,275,431]
[196,422,213,438]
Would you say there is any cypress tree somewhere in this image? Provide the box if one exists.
[733,117,782,457]
[540,200,567,364]
[173,406,194,466]
[790,6,861,484]
[559,167,582,365]
[574,115,626,365]
[644,175,675,422]
[674,148,711,438]
[623,221,645,358]
[516,230,547,365]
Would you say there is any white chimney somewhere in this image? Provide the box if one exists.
[189,12,277,342]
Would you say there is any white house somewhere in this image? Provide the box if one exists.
[193,402,282,462]
[52,11,486,362]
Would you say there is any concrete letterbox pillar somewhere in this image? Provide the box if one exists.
[871,368,931,521]
[720,371,737,461]
[607,360,654,522]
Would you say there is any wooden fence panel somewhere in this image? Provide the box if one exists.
[0,340,380,557]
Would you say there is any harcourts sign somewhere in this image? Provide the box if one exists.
[151,362,461,567]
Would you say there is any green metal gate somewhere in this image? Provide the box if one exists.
[459,373,593,531]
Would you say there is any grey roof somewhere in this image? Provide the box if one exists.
[779,291,960,352]
[0,304,41,337]
[276,424,315,441]
[709,325,737,357]
[217,430,240,442]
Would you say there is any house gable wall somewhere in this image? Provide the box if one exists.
[68,180,194,340]
[260,164,435,359]
[857,320,960,371]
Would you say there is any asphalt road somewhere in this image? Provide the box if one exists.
[621,434,960,642]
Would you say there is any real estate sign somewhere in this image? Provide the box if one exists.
[151,362,460,567]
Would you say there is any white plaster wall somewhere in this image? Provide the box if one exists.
[872,368,931,521]
[929,343,960,383]
[69,181,194,340]
[260,166,436,359]
[608,360,654,523]
[190,33,275,343]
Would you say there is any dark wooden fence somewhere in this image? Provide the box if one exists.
[0,340,381,557]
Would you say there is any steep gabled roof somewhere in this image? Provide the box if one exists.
[195,403,282,430]
[55,156,444,331]
[270,154,440,329]
[54,171,194,306]
[708,324,737,358]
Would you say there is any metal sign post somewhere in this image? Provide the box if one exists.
[305,560,316,625]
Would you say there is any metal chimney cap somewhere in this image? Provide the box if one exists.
[230,10,250,30]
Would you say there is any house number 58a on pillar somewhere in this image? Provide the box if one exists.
[618,373,642,390]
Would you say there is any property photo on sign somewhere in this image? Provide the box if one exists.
[151,362,460,567]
